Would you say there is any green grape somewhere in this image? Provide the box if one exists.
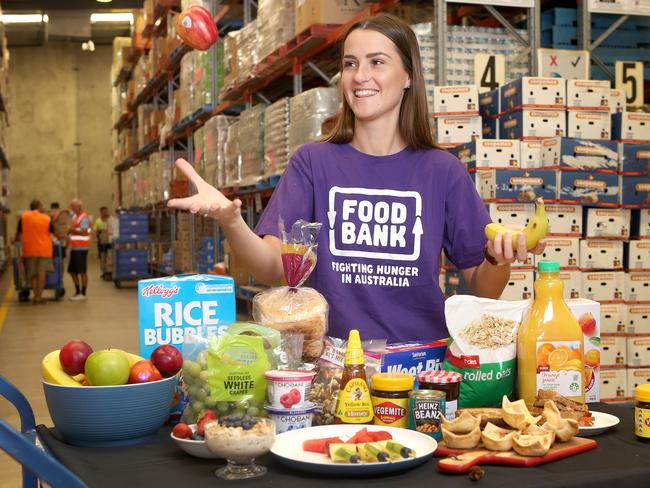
[199,370,210,383]
[188,385,200,398]
[249,398,264,408]
[195,388,208,401]
[197,351,208,368]
[183,360,202,378]
[246,406,260,417]
[182,374,193,387]
[216,402,230,414]
[236,399,250,410]
[233,408,247,417]
[258,409,269,418]
[191,400,205,413]
[205,397,217,409]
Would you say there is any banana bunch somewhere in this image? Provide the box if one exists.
[42,349,143,386]
[485,198,548,251]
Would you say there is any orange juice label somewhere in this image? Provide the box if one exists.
[536,341,584,397]
[335,378,373,423]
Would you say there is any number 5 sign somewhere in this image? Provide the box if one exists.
[474,54,505,93]
[615,61,644,107]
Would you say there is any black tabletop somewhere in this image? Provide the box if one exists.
[37,403,649,488]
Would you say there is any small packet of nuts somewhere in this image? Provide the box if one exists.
[309,336,386,425]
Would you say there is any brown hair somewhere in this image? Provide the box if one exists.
[323,13,437,150]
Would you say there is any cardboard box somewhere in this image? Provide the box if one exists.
[436,115,482,145]
[137,275,235,358]
[612,112,650,143]
[600,302,627,334]
[520,140,543,169]
[499,270,534,300]
[449,139,520,170]
[540,137,618,172]
[631,209,650,238]
[295,0,366,34]
[500,77,566,112]
[627,368,650,398]
[584,208,631,239]
[625,240,650,270]
[476,169,557,203]
[600,336,626,367]
[581,271,625,301]
[444,269,472,296]
[619,143,650,175]
[608,88,626,114]
[626,271,650,302]
[566,298,601,403]
[599,368,627,400]
[481,116,498,139]
[579,240,624,270]
[567,110,611,140]
[566,79,611,111]
[535,237,580,268]
[499,109,566,140]
[479,88,500,119]
[432,85,479,116]
[487,203,534,228]
[559,269,582,300]
[627,304,650,334]
[627,337,650,367]
[558,171,619,207]
[620,175,650,208]
[546,204,583,236]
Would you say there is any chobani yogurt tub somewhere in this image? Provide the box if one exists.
[265,370,316,408]
[265,402,316,433]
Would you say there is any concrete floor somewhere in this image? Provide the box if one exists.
[0,255,139,488]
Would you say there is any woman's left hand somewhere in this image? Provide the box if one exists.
[486,232,547,266]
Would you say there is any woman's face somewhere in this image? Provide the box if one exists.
[341,29,410,124]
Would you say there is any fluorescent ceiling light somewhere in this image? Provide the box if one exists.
[96,0,113,3]
[2,14,48,24]
[90,12,133,23]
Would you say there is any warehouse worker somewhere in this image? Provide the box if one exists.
[50,202,71,259]
[68,198,91,301]
[168,14,546,343]
[15,200,54,304]
[93,206,112,279]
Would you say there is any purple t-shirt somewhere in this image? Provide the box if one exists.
[255,142,491,342]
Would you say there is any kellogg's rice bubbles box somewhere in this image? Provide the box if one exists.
[138,274,236,358]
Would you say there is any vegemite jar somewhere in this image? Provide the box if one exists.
[371,373,414,428]
[408,389,445,439]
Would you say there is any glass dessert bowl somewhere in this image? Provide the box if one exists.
[204,416,276,480]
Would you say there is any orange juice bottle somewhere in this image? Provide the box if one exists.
[517,261,585,405]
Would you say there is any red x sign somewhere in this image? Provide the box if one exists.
[550,55,558,66]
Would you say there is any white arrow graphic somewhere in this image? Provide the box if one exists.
[327,210,336,229]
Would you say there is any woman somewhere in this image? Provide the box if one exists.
[168,14,545,342]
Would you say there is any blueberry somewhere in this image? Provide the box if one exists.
[349,455,361,464]
[191,433,204,441]
[377,453,388,462]
[400,447,411,458]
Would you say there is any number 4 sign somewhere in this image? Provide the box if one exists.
[474,54,505,93]
[615,61,644,107]
[537,48,590,79]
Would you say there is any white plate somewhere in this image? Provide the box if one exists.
[270,424,437,475]
[578,411,620,436]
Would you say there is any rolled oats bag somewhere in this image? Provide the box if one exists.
[443,295,530,408]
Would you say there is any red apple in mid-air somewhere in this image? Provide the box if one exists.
[150,345,183,377]
[59,340,93,375]
[128,360,163,384]
[84,349,131,386]
[175,5,218,51]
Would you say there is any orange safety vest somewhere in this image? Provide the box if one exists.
[21,210,53,258]
[69,211,91,250]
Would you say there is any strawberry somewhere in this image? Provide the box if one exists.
[288,388,301,405]
[172,423,192,439]
[197,416,215,437]
[198,409,216,424]
[280,392,293,408]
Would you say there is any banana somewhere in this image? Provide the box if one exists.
[485,198,548,251]
[42,350,83,386]
[110,348,144,367]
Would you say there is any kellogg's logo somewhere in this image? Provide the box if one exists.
[141,284,181,298]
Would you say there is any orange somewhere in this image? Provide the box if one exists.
[538,343,555,356]
[537,351,549,367]
[568,348,582,361]
[585,367,594,388]
[548,348,569,370]
[585,349,600,368]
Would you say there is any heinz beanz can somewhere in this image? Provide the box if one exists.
[408,389,445,439]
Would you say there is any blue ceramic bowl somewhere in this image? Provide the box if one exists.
[43,376,176,447]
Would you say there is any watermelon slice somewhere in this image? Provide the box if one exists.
[303,436,343,454]
[345,428,368,444]
[369,431,393,442]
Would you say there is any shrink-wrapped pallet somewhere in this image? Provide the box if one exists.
[237,20,259,84]
[224,121,241,186]
[222,31,239,95]
[258,0,295,62]
[288,87,339,156]
[264,97,290,176]
[239,104,266,186]
[203,115,237,188]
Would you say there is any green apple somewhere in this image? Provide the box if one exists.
[84,349,130,386]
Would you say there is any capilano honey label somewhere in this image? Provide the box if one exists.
[335,378,373,423]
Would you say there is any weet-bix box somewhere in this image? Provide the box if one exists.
[138,274,236,358]
[381,340,448,387]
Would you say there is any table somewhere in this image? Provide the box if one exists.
[37,403,649,488]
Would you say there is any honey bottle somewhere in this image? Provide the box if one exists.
[335,329,373,424]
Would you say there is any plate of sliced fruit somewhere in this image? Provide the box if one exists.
[270,425,438,475]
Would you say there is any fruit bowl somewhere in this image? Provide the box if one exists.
[170,424,220,459]
[42,375,176,447]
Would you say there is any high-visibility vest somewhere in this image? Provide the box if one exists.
[21,210,53,258]
[69,212,91,250]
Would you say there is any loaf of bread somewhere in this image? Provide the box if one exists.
[253,286,329,361]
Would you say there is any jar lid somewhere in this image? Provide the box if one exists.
[417,370,462,384]
[371,373,414,391]
[636,384,650,403]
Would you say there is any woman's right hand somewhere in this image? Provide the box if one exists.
[167,158,242,228]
